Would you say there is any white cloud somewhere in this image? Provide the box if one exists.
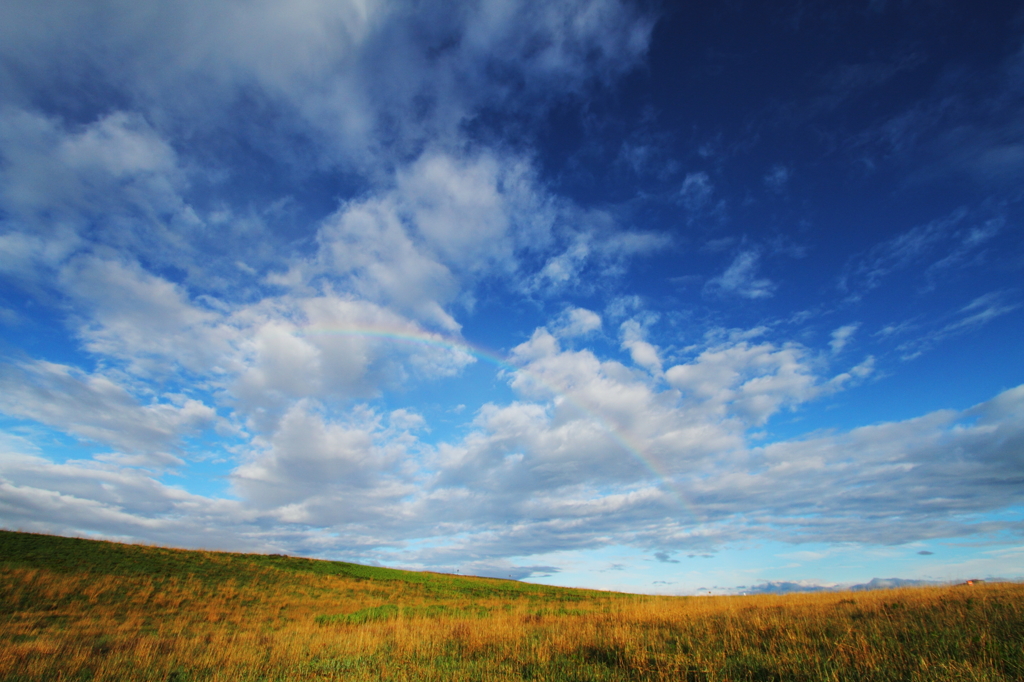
[526,222,668,294]
[551,307,603,338]
[665,339,820,426]
[288,148,562,329]
[306,192,462,331]
[59,256,230,376]
[0,437,266,551]
[705,250,776,299]
[827,355,876,391]
[2,326,1023,567]
[2,245,476,435]
[398,151,554,275]
[230,294,475,428]
[619,318,662,375]
[0,110,197,283]
[230,400,414,514]
[286,150,663,318]
[829,323,860,354]
[0,360,215,462]
[0,109,182,221]
[406,381,1024,559]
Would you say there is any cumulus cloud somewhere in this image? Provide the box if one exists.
[2,322,1022,565]
[551,307,603,338]
[3,249,476,437]
[0,434,265,550]
[367,378,1024,559]
[665,338,821,427]
[231,400,418,518]
[59,256,230,376]
[294,149,560,328]
[619,318,662,375]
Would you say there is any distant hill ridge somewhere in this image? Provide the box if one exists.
[2,529,1012,597]
[0,528,587,598]
[742,576,1010,595]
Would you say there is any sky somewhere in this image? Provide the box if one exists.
[0,0,1022,595]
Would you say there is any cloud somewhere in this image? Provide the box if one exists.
[0,438,265,551]
[229,295,477,427]
[924,217,1002,285]
[230,400,418,517]
[27,247,476,427]
[0,110,198,284]
[2,325,1022,566]
[829,323,859,354]
[619,318,662,375]
[763,165,790,192]
[551,307,603,338]
[664,338,821,427]
[0,0,660,333]
[396,153,546,275]
[0,0,654,168]
[399,382,1024,557]
[680,171,712,210]
[525,221,669,295]
[5,248,477,437]
[722,385,1024,544]
[839,207,1005,296]
[59,256,230,377]
[845,210,963,291]
[894,291,1020,360]
[261,148,665,326]
[705,250,776,299]
[0,109,183,223]
[869,42,1024,187]
[0,360,215,462]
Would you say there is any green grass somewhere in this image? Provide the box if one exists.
[0,530,575,601]
[2,529,1023,681]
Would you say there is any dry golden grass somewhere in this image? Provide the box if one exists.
[1,531,1022,681]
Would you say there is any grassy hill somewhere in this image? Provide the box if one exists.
[1,530,1022,681]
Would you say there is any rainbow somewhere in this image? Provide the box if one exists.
[295,326,700,520]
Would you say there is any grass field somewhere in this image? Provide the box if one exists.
[1,530,1022,681]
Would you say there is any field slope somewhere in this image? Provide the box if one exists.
[1,530,1022,681]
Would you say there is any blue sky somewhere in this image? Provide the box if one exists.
[1,0,1022,593]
